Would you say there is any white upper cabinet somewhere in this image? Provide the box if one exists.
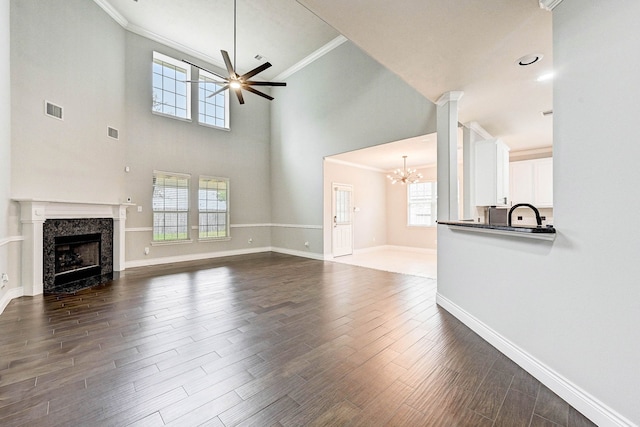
[474,139,510,206]
[509,158,553,208]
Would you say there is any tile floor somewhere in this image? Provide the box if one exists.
[329,247,437,278]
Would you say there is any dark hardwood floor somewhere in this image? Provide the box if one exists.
[0,252,596,426]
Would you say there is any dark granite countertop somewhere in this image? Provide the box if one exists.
[437,221,556,235]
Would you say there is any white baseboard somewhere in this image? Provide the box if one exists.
[436,293,635,427]
[125,246,273,269]
[0,287,24,315]
[270,247,325,261]
[125,246,325,269]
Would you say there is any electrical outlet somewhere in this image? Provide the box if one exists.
[248,238,253,244]
[304,241,309,248]
[1,273,8,283]
[144,247,149,255]
[137,206,142,212]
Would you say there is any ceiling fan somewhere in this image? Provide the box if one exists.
[183,0,286,105]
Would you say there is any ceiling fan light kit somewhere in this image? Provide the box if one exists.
[182,0,286,105]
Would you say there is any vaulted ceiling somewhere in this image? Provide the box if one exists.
[96,0,553,156]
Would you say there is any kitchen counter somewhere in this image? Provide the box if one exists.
[437,220,556,241]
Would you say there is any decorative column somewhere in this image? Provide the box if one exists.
[19,201,47,296]
[437,91,464,221]
[112,204,128,272]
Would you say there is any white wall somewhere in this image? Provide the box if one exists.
[323,160,388,255]
[386,165,437,250]
[437,1,640,425]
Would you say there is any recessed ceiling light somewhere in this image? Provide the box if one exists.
[516,54,544,66]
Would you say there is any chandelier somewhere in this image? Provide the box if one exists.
[387,155,423,184]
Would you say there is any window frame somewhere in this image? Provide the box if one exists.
[152,51,192,121]
[152,171,192,244]
[407,181,437,227]
[198,68,230,130]
[198,176,231,241]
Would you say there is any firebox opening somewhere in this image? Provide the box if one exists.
[54,233,101,285]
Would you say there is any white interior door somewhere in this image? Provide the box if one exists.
[332,184,353,257]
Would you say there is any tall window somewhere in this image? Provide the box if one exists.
[152,51,191,120]
[198,177,230,239]
[152,171,190,241]
[198,69,229,129]
[408,181,437,226]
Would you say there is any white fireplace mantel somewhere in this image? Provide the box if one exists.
[14,199,131,296]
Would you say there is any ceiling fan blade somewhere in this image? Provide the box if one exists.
[207,84,230,98]
[243,85,274,101]
[234,87,245,104]
[240,62,272,81]
[245,81,287,87]
[221,50,237,78]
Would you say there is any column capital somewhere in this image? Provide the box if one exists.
[437,91,464,106]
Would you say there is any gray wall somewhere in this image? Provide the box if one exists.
[122,32,272,264]
[8,0,273,268]
[437,1,640,425]
[10,0,126,202]
[270,41,437,255]
[0,0,12,300]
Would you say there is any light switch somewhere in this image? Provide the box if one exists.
[137,206,142,212]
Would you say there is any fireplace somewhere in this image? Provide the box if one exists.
[54,233,102,285]
[15,199,129,296]
[43,218,114,294]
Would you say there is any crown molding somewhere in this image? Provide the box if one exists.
[464,121,493,140]
[324,157,386,173]
[93,1,346,81]
[127,24,226,71]
[509,146,553,159]
[92,0,128,27]
[275,35,348,81]
[92,0,224,70]
[538,0,564,11]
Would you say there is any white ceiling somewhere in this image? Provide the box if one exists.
[96,0,340,81]
[95,0,553,166]
[329,133,439,172]
[298,0,553,153]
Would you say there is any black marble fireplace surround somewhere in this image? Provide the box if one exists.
[43,218,114,294]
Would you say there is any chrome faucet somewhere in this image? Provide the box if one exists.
[508,203,542,227]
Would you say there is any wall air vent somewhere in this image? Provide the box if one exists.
[44,101,63,120]
[107,127,119,140]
